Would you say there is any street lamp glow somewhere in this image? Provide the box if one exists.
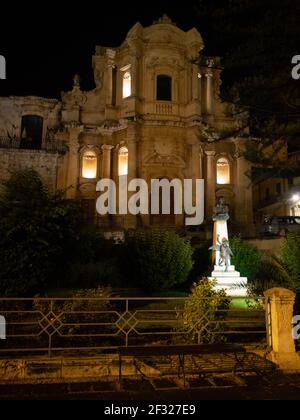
[292,194,300,203]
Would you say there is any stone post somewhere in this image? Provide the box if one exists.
[205,150,216,221]
[264,288,300,370]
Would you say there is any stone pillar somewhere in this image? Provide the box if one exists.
[124,127,138,229]
[234,141,254,235]
[101,144,113,178]
[264,288,300,370]
[199,145,204,178]
[128,140,137,181]
[106,49,116,106]
[131,55,138,98]
[205,151,216,221]
[205,72,213,114]
[192,64,199,101]
[66,126,83,199]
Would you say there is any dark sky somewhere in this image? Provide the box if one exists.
[0,0,203,98]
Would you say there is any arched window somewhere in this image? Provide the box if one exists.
[20,115,43,149]
[118,146,128,176]
[82,149,97,179]
[122,72,131,98]
[156,75,172,101]
[217,157,230,184]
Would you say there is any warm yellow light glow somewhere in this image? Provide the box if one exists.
[122,72,131,98]
[217,157,230,184]
[118,146,128,176]
[82,150,97,179]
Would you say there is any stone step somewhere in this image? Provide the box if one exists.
[209,276,247,285]
[214,265,235,272]
[211,271,241,278]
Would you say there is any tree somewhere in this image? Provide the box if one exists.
[196,0,300,182]
[0,169,82,295]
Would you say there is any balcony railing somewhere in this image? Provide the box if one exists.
[0,137,68,154]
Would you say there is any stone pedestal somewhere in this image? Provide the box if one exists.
[209,264,248,297]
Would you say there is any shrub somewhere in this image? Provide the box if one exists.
[178,277,230,344]
[230,237,262,281]
[281,233,300,291]
[64,259,123,288]
[124,229,193,292]
[188,241,212,284]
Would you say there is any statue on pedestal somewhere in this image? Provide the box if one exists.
[212,197,229,222]
[209,197,232,271]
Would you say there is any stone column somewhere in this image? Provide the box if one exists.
[106,49,116,106]
[234,141,254,235]
[124,126,138,229]
[131,55,138,98]
[205,150,216,220]
[101,144,114,179]
[199,145,204,179]
[66,126,83,199]
[128,141,137,181]
[264,288,300,370]
[192,64,199,101]
[205,72,213,114]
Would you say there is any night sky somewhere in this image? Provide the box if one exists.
[0,0,204,98]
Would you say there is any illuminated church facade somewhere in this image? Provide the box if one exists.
[0,15,253,236]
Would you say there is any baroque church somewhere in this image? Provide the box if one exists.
[0,15,254,237]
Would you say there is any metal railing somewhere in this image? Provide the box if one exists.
[0,296,267,358]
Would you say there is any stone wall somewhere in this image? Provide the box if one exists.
[0,149,62,192]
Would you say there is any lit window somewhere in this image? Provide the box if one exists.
[118,146,128,176]
[82,150,97,179]
[122,72,131,98]
[217,157,230,184]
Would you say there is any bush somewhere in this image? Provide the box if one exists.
[188,241,212,284]
[281,233,300,290]
[64,260,123,288]
[124,229,193,292]
[178,277,230,344]
[230,237,262,281]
